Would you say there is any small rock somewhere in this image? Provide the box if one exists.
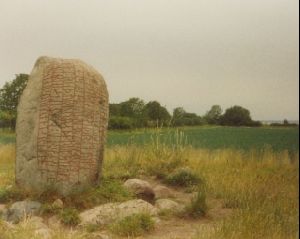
[3,200,41,223]
[124,179,155,202]
[27,216,45,225]
[80,199,158,225]
[52,199,63,209]
[155,199,183,212]
[153,185,174,199]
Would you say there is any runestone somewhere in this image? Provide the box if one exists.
[16,56,109,195]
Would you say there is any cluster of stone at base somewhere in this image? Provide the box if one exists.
[0,179,183,239]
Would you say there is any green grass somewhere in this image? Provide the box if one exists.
[107,126,299,152]
[1,126,298,152]
[0,177,134,209]
[0,129,15,145]
[59,208,80,226]
[110,213,155,237]
[165,167,203,187]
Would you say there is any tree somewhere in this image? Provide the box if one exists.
[204,105,222,124]
[172,107,203,126]
[145,101,171,126]
[0,74,29,129]
[109,103,121,117]
[119,98,146,118]
[220,105,252,126]
[283,119,289,125]
[173,107,185,119]
[172,107,186,126]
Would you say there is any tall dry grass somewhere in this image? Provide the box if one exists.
[0,144,15,187]
[104,145,299,239]
[0,142,298,239]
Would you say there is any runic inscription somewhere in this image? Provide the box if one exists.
[15,57,108,195]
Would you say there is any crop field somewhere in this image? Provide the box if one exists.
[0,130,15,145]
[0,126,299,152]
[108,126,299,152]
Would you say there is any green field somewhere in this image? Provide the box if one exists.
[108,126,299,152]
[0,130,15,145]
[0,126,299,152]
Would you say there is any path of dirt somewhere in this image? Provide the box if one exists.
[133,178,233,239]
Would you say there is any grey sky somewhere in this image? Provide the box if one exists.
[0,0,299,120]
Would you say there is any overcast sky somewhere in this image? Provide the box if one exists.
[0,0,299,120]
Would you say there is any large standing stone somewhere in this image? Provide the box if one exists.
[16,56,109,195]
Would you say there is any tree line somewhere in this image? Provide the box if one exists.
[108,98,262,129]
[0,74,268,130]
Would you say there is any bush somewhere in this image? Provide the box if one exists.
[110,213,155,237]
[108,116,134,129]
[0,186,26,203]
[270,123,298,127]
[165,168,202,187]
[220,105,252,126]
[59,208,80,226]
[40,202,62,215]
[247,120,262,127]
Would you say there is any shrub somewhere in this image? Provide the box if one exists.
[108,116,134,129]
[110,213,155,237]
[184,189,208,218]
[59,208,80,226]
[165,168,202,187]
[0,186,25,203]
[40,203,61,215]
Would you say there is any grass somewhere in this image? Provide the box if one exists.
[0,128,298,238]
[94,146,299,238]
[59,208,80,226]
[184,189,208,218]
[109,213,155,237]
[107,126,299,152]
[190,148,299,239]
[0,144,15,187]
[165,167,203,187]
[0,177,134,210]
[0,129,15,145]
[62,178,134,209]
[1,126,299,152]
[0,218,92,239]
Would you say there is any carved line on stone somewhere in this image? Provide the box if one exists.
[35,60,105,187]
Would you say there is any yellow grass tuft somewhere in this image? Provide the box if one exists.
[0,144,15,187]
